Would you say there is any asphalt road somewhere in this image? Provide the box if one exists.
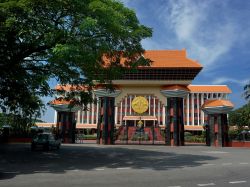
[0,143,250,187]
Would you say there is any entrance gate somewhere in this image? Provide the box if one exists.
[114,121,165,145]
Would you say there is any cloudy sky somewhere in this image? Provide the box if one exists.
[41,0,250,122]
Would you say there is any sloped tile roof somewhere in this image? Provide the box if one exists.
[55,85,87,92]
[188,85,232,93]
[202,99,234,108]
[162,84,190,91]
[144,50,202,68]
[103,50,202,69]
[50,99,73,105]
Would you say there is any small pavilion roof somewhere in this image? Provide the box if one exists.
[201,99,234,108]
[55,85,87,92]
[162,84,190,91]
[49,98,74,105]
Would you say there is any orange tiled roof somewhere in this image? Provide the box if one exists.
[188,85,232,93]
[103,50,202,69]
[162,84,190,91]
[55,85,87,92]
[144,50,202,68]
[55,84,121,92]
[202,99,234,108]
[50,99,75,105]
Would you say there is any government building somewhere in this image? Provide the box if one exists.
[49,50,234,146]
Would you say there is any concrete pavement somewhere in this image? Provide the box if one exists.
[0,143,250,187]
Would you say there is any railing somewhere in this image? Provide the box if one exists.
[115,126,165,145]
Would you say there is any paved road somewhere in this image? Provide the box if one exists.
[0,143,250,187]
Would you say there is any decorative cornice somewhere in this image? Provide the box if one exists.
[201,106,233,114]
[49,103,81,112]
[201,99,234,114]
[94,89,121,97]
[161,85,190,98]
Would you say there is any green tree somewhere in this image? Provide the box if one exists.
[229,104,250,129]
[0,0,152,126]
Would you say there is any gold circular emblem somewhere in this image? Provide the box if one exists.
[131,96,149,114]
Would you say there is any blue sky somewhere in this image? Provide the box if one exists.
[41,0,250,122]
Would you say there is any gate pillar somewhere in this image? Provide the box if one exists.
[201,100,233,147]
[94,87,121,145]
[49,99,81,143]
[57,112,76,143]
[161,85,189,146]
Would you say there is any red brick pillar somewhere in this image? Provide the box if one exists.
[166,97,184,146]
[207,113,229,147]
[97,97,115,145]
[57,111,76,143]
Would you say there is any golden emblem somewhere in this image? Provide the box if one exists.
[137,120,144,128]
[131,96,149,114]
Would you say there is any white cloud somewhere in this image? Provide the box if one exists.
[158,0,238,70]
[212,77,249,86]
[119,0,131,6]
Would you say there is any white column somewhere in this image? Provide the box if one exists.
[115,106,118,124]
[187,94,190,126]
[148,95,151,115]
[153,97,156,116]
[91,103,94,124]
[129,96,132,115]
[197,93,200,126]
[162,106,166,125]
[96,98,99,124]
[120,101,123,125]
[87,104,90,124]
[201,93,205,125]
[191,93,194,126]
[77,110,81,124]
[158,100,160,122]
[125,97,127,116]
[82,110,84,124]
[80,110,82,124]
[54,111,57,124]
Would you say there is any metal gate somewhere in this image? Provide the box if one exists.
[114,125,165,145]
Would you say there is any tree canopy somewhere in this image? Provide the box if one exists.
[229,104,250,130]
[0,0,152,123]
